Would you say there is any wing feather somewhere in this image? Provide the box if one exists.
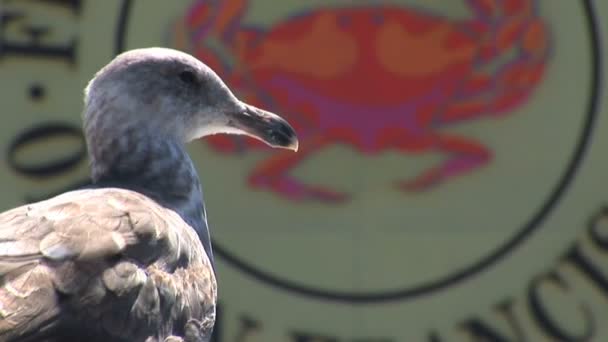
[0,188,216,341]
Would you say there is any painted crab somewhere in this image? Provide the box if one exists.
[172,0,550,203]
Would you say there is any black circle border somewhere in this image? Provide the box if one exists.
[115,0,603,303]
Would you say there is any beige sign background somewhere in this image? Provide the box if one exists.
[1,1,607,341]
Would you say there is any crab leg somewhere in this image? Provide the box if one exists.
[248,135,349,203]
[397,134,491,191]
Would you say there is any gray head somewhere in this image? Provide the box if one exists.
[83,47,298,150]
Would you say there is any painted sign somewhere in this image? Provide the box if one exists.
[1,1,606,341]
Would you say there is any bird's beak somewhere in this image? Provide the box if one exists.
[228,103,299,151]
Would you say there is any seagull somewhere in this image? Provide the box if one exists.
[0,47,298,342]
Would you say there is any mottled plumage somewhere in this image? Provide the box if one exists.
[0,47,297,342]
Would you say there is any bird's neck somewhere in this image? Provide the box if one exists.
[87,125,213,261]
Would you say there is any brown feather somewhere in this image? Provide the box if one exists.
[0,188,216,342]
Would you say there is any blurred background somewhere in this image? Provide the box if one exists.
[1,0,607,341]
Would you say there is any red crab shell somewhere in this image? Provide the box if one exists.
[173,0,550,202]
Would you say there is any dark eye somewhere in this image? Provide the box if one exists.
[179,70,197,85]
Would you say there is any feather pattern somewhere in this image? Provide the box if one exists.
[0,188,216,342]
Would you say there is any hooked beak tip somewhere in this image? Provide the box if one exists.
[285,139,299,152]
[270,120,298,152]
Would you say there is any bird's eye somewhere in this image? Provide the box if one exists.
[179,70,197,85]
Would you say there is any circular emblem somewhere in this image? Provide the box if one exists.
[130,0,600,303]
[1,0,606,340]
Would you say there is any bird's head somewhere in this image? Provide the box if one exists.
[83,47,298,151]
